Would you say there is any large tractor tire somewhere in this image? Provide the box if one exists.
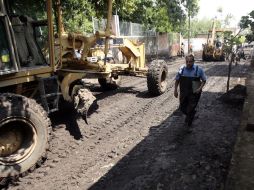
[147,60,168,96]
[0,94,50,184]
[98,76,121,91]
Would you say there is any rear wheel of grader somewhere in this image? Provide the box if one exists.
[220,54,225,61]
[98,76,122,91]
[0,94,50,184]
[147,60,168,96]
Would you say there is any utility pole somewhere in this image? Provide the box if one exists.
[104,0,113,65]
[188,4,190,54]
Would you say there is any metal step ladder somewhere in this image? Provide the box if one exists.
[38,76,62,113]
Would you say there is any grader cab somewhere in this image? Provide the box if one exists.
[0,0,168,184]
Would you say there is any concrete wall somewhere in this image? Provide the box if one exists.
[126,33,181,57]
[182,38,207,54]
[156,33,181,57]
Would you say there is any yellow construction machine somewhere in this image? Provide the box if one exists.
[0,0,168,184]
[202,20,226,61]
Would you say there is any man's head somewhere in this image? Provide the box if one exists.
[185,54,195,68]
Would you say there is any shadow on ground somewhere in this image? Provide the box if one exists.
[50,85,154,140]
[88,90,244,190]
[205,64,249,78]
[50,101,83,140]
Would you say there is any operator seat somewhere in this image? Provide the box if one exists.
[11,15,45,67]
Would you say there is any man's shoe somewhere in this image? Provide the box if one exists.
[187,110,197,126]
[185,116,189,123]
[187,118,193,126]
[174,109,184,116]
[191,110,196,119]
[187,127,193,133]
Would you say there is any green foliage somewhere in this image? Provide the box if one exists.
[114,0,138,20]
[9,0,201,34]
[239,10,254,43]
[133,0,200,32]
[184,0,200,18]
[223,32,244,56]
[225,35,243,46]
[8,0,46,20]
[61,0,95,33]
[59,0,200,34]
[123,0,175,32]
[166,0,186,30]
[155,7,174,32]
[90,0,200,33]
[182,18,221,38]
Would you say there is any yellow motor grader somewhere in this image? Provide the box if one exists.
[202,20,226,61]
[0,0,168,184]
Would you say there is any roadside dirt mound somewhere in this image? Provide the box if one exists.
[219,84,247,105]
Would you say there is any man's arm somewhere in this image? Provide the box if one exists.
[174,66,184,98]
[174,80,180,98]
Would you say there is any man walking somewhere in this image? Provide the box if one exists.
[181,43,185,57]
[174,54,207,126]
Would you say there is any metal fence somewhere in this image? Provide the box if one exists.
[92,17,180,57]
[119,22,148,36]
[92,17,107,33]
[92,17,156,37]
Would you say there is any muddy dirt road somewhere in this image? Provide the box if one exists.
[7,58,249,190]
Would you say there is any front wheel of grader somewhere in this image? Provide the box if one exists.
[0,93,50,185]
[147,60,168,96]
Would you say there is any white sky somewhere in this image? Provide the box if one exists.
[197,0,253,27]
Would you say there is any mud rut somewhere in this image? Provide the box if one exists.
[7,58,249,190]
